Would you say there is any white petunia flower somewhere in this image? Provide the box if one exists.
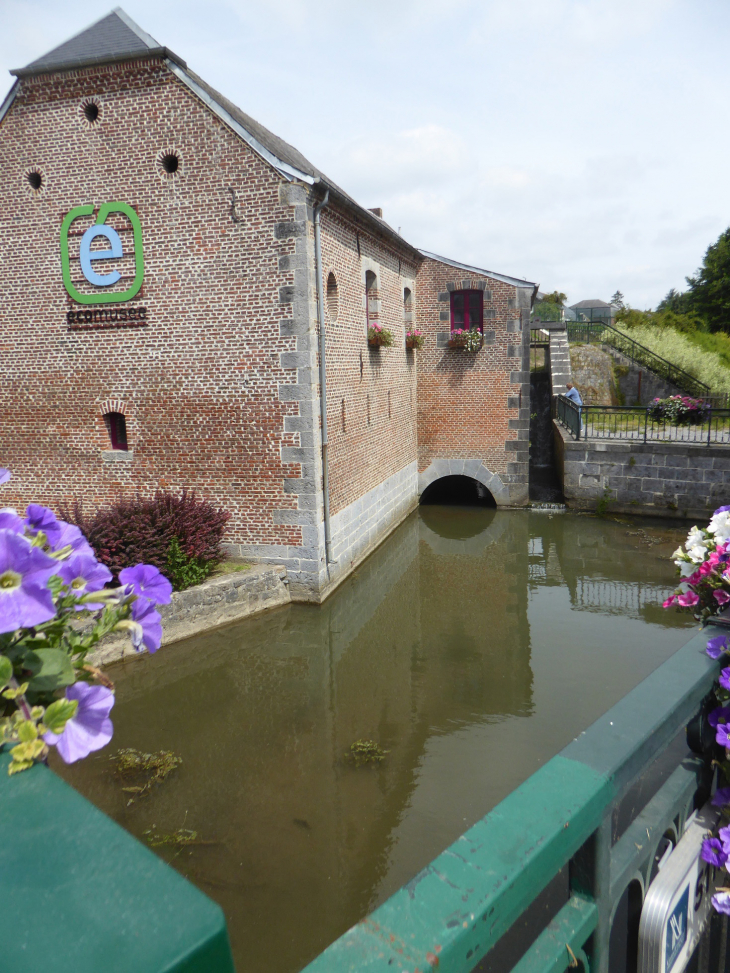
[710,511,730,544]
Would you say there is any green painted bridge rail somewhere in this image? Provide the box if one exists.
[0,750,235,973]
[301,629,722,973]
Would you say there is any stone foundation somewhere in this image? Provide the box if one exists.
[554,421,730,519]
[87,564,290,667]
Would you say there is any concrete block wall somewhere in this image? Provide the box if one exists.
[326,460,418,593]
[549,329,572,396]
[554,421,730,518]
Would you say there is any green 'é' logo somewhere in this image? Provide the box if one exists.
[60,202,144,305]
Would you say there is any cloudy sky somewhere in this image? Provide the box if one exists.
[2,0,728,308]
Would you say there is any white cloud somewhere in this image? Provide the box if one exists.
[1,0,729,308]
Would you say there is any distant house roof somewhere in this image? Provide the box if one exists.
[419,251,538,291]
[569,299,613,310]
[11,8,187,76]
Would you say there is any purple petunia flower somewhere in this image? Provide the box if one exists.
[130,596,163,654]
[0,529,58,634]
[720,668,730,692]
[56,553,112,609]
[715,506,730,516]
[712,786,730,807]
[715,590,730,605]
[0,470,10,485]
[719,824,730,852]
[716,724,730,748]
[707,635,730,659]
[50,521,94,559]
[713,892,730,915]
[0,510,23,533]
[702,837,728,867]
[44,682,114,764]
[119,564,172,606]
[24,504,61,543]
[708,706,730,728]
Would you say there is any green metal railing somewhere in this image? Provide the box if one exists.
[566,323,711,400]
[554,396,730,444]
[301,629,720,973]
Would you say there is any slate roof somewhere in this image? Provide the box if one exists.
[11,8,186,76]
[419,251,537,291]
[569,299,613,309]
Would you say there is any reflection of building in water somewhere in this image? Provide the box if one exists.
[61,508,533,971]
[526,513,677,621]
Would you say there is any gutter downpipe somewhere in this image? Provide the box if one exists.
[313,188,334,567]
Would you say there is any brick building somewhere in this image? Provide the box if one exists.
[0,9,536,601]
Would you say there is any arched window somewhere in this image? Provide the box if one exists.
[450,290,483,332]
[104,412,128,450]
[365,270,378,329]
[326,272,339,320]
[403,287,413,326]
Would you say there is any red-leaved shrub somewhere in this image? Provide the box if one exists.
[58,491,230,589]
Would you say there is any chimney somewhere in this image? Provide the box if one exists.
[368,208,383,219]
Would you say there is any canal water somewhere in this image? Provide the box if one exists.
[54,508,695,973]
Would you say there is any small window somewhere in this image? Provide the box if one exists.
[404,287,413,325]
[450,290,483,332]
[104,412,128,450]
[365,270,378,328]
[327,272,339,320]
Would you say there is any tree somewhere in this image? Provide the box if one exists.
[610,290,626,310]
[685,228,730,332]
[541,290,567,305]
[656,288,691,314]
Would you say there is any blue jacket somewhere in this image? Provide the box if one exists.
[565,387,583,406]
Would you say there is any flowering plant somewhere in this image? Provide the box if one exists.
[405,330,424,350]
[664,505,730,915]
[0,470,171,775]
[448,328,482,352]
[663,508,730,622]
[367,323,394,348]
[648,395,709,426]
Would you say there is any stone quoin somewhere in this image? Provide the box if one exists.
[0,8,537,601]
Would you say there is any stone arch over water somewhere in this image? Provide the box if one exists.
[418,459,510,505]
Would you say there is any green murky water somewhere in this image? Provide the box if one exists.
[54,509,695,973]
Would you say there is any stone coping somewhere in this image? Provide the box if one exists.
[87,563,290,668]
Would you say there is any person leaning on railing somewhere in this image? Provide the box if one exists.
[564,382,586,437]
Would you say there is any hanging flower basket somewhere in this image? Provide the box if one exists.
[367,324,394,348]
[448,328,482,352]
[405,330,424,350]
[647,395,710,426]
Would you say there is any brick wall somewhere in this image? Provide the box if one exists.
[0,59,310,556]
[414,257,532,504]
[0,54,534,602]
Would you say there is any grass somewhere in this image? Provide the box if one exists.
[211,558,251,577]
[613,323,730,393]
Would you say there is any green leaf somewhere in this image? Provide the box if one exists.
[25,649,75,693]
[16,720,38,743]
[43,698,78,735]
[0,655,11,691]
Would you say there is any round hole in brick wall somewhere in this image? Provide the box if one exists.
[26,170,43,192]
[83,100,100,124]
[326,272,338,320]
[159,151,180,175]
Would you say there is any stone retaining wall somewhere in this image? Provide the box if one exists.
[553,421,730,519]
[88,564,290,667]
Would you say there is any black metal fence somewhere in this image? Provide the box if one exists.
[554,395,730,444]
[566,322,712,400]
